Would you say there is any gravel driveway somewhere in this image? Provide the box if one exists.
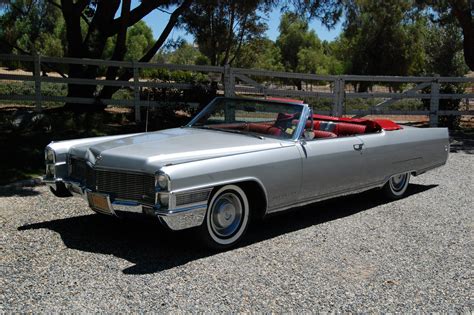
[1,153,472,312]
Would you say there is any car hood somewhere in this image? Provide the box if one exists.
[69,127,288,173]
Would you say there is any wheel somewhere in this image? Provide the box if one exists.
[199,185,250,249]
[382,172,410,200]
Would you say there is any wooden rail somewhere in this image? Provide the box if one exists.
[1,53,473,126]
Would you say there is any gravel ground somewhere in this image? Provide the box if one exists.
[1,153,472,312]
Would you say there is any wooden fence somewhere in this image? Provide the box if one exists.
[1,53,473,126]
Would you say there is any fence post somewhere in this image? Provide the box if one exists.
[223,64,235,97]
[33,53,42,112]
[332,77,344,117]
[133,61,141,122]
[429,76,440,127]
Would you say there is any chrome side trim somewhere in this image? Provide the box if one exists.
[268,166,427,215]
[167,177,268,213]
[267,181,386,214]
[157,203,208,215]
[174,188,212,207]
[155,187,213,230]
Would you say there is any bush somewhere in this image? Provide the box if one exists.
[422,83,465,129]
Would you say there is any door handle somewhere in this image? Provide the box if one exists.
[353,143,364,151]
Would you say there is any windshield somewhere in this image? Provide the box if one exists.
[187,98,305,140]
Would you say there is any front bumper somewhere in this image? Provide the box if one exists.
[43,177,208,231]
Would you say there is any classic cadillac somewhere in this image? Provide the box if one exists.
[44,97,449,248]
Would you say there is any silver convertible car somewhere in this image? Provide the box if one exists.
[44,97,449,248]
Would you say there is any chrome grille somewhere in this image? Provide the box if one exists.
[175,189,211,206]
[70,158,95,188]
[96,170,155,204]
[69,157,155,204]
[70,158,86,180]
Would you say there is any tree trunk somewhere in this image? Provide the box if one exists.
[60,0,97,111]
[98,0,192,100]
[452,3,474,71]
[62,0,120,111]
[64,65,104,112]
[60,0,191,110]
[96,0,131,103]
[459,17,474,71]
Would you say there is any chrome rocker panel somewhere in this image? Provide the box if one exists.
[43,177,209,231]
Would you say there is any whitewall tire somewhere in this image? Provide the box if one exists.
[199,185,250,249]
[383,172,410,199]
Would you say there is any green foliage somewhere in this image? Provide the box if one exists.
[167,42,209,65]
[340,0,426,77]
[297,47,344,75]
[234,38,284,71]
[276,12,321,72]
[276,12,343,76]
[181,0,270,66]
[415,0,473,71]
[419,20,469,129]
[0,81,67,107]
[0,0,65,56]
[421,19,469,77]
[102,21,154,61]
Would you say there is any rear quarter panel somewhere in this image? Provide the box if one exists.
[357,126,449,184]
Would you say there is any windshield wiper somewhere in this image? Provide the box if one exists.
[191,125,265,140]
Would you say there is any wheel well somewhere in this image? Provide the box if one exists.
[209,181,267,220]
[237,181,267,220]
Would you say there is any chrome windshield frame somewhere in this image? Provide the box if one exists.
[294,105,311,141]
[185,97,308,142]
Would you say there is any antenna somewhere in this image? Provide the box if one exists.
[145,88,150,132]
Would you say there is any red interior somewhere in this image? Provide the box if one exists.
[312,130,337,138]
[207,113,401,138]
[247,123,282,137]
[311,114,402,132]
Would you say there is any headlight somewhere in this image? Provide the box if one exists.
[156,173,169,191]
[158,193,169,207]
[45,148,55,164]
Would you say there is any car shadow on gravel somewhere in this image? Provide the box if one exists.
[18,183,436,275]
[0,186,41,197]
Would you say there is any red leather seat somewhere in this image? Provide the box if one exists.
[292,119,322,129]
[247,123,272,133]
[212,123,246,130]
[267,127,282,136]
[313,130,337,138]
[333,122,367,136]
[247,123,282,137]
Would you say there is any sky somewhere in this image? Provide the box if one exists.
[134,1,343,44]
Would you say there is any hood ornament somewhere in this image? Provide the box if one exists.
[88,148,102,165]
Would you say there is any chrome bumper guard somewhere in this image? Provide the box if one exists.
[43,177,208,231]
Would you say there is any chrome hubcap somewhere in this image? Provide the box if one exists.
[390,173,408,192]
[211,193,242,238]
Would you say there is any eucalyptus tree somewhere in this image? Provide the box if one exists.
[181,0,273,66]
